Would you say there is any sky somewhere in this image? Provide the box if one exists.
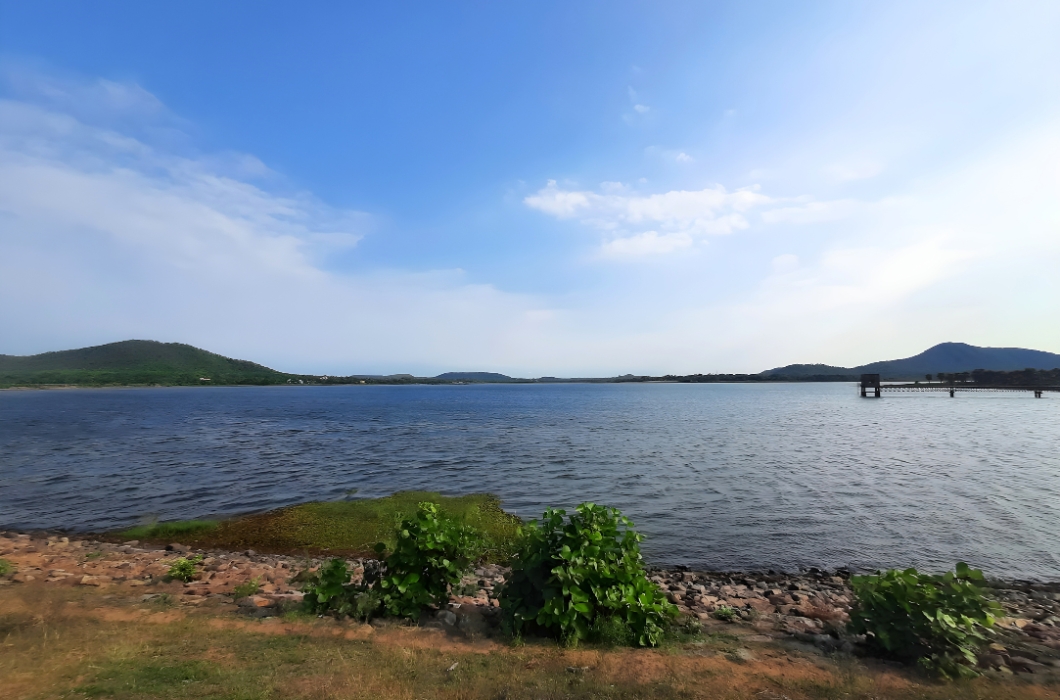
[1,1,1058,376]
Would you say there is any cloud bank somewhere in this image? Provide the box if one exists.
[2,62,1059,376]
[524,180,772,256]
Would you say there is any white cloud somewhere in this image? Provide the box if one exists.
[0,71,564,375]
[601,231,693,257]
[644,146,694,163]
[633,104,650,114]
[770,253,799,273]
[525,180,772,255]
[3,64,1060,377]
[760,198,863,225]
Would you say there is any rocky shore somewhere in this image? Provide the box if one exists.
[3,530,1059,676]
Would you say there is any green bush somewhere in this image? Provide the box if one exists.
[166,555,203,583]
[302,559,381,620]
[0,558,13,576]
[233,577,261,599]
[376,502,482,619]
[712,605,737,622]
[499,503,677,647]
[847,562,1002,678]
[302,502,481,621]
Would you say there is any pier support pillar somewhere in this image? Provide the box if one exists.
[860,373,881,399]
[949,389,955,397]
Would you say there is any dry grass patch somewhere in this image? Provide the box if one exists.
[1,584,1057,700]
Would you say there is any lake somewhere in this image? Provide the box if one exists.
[2,383,1058,579]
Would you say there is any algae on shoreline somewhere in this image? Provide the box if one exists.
[115,492,522,562]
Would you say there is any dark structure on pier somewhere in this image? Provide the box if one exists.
[859,377,1057,398]
[859,373,881,398]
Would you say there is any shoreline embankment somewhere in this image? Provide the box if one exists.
[3,529,1059,676]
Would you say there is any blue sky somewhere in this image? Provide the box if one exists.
[1,1,1059,375]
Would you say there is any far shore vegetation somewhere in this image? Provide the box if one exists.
[6,339,1059,389]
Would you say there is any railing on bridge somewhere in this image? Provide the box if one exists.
[859,373,1055,398]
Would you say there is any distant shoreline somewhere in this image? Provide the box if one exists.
[0,379,859,391]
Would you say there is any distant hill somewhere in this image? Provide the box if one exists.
[434,371,514,382]
[756,363,852,377]
[762,342,1060,380]
[0,340,286,387]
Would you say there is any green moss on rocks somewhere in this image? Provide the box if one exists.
[115,492,521,563]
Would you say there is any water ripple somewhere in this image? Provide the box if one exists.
[1,384,1058,578]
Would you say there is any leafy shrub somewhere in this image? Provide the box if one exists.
[302,502,481,621]
[0,558,13,576]
[232,577,261,599]
[712,605,737,622]
[589,614,633,647]
[376,502,482,619]
[302,559,358,615]
[166,555,203,582]
[499,503,677,647]
[453,580,480,597]
[848,562,1002,678]
[669,614,704,642]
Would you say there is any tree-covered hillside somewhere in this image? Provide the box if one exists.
[0,340,288,387]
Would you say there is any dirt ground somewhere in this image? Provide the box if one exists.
[2,578,1059,700]
[2,531,1060,699]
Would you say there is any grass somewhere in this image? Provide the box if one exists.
[114,491,523,562]
[1,584,1052,700]
[119,519,220,541]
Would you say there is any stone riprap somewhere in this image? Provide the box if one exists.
[2,531,1059,674]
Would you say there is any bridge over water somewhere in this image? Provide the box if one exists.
[858,373,1057,398]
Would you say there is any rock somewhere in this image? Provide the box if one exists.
[979,653,1006,669]
[237,595,274,608]
[245,550,257,557]
[1007,657,1046,674]
[726,648,755,662]
[436,610,457,626]
[11,573,35,583]
[166,543,189,553]
[79,575,112,586]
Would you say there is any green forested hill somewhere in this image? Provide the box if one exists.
[0,340,288,387]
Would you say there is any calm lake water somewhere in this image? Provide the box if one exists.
[2,383,1058,579]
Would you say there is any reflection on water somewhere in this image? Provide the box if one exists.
[2,383,1058,578]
